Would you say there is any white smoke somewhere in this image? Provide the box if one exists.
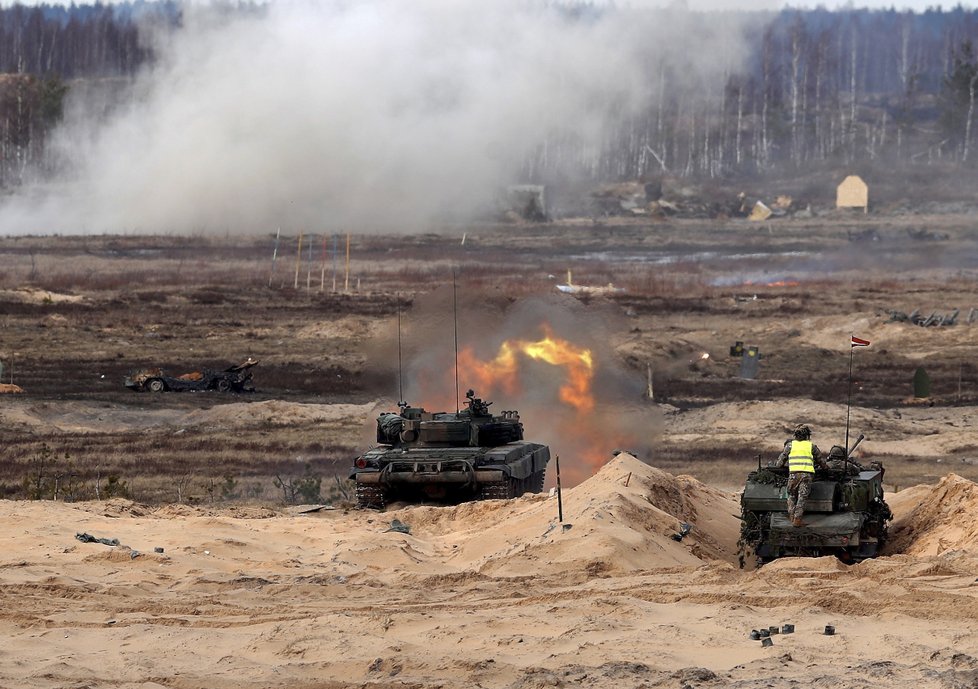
[0,0,749,234]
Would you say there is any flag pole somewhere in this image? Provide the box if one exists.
[845,335,854,452]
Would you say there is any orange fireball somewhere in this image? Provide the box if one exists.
[419,323,636,485]
[458,325,594,413]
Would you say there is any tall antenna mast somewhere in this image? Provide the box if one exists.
[453,269,460,413]
[397,296,405,407]
[845,337,854,452]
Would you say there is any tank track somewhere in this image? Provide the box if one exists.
[530,469,546,493]
[355,482,387,510]
[478,479,513,500]
[479,470,547,501]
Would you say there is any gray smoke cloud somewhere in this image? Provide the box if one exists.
[0,0,749,235]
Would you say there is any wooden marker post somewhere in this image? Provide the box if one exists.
[306,234,313,290]
[320,236,327,292]
[268,227,280,288]
[344,233,351,293]
[294,232,303,289]
[555,454,564,523]
[331,234,338,293]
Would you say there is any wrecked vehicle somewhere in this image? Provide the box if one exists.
[351,389,551,509]
[739,436,892,566]
[125,358,258,393]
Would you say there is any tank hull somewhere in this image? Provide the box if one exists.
[740,468,892,566]
[352,441,550,509]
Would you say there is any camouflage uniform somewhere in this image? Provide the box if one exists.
[775,439,828,522]
[826,445,862,474]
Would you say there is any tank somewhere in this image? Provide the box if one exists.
[351,389,551,509]
[739,435,893,566]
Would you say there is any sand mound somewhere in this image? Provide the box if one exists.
[659,399,978,465]
[0,399,373,434]
[384,452,742,577]
[74,498,152,518]
[0,383,24,394]
[0,287,85,304]
[294,316,380,340]
[887,473,978,556]
[662,399,876,455]
[176,400,374,428]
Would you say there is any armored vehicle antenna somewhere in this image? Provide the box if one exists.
[397,297,405,407]
[453,269,460,413]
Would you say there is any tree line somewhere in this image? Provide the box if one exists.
[0,2,179,187]
[529,7,978,182]
[0,2,178,78]
[5,3,978,191]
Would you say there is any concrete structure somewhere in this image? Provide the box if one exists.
[836,175,869,212]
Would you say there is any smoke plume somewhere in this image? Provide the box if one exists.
[0,0,748,235]
[366,290,661,486]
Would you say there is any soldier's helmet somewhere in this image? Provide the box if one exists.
[793,424,812,440]
[827,445,847,461]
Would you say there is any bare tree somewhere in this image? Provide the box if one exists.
[175,473,194,504]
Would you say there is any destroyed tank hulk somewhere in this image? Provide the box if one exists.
[125,358,258,393]
[739,435,892,566]
[351,390,550,509]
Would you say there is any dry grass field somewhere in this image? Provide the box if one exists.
[4,213,978,503]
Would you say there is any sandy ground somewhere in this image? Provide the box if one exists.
[0,399,376,435]
[3,453,978,689]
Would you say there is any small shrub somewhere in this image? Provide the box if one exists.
[103,475,130,499]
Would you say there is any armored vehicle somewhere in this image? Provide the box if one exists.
[739,437,892,566]
[125,358,258,393]
[351,389,550,509]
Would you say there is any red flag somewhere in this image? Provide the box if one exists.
[851,335,870,347]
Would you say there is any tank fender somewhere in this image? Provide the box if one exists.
[482,444,550,480]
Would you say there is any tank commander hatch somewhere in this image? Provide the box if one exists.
[773,424,829,527]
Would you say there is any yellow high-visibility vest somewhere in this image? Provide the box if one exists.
[788,440,815,473]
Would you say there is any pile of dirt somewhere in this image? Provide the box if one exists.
[0,383,24,394]
[387,452,741,577]
[176,400,375,428]
[887,473,978,556]
[0,399,190,433]
[294,317,380,340]
[657,398,978,471]
[0,287,85,304]
[801,317,978,359]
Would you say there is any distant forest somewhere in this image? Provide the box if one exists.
[5,3,978,190]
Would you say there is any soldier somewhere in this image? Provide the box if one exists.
[774,424,829,527]
[827,445,862,473]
